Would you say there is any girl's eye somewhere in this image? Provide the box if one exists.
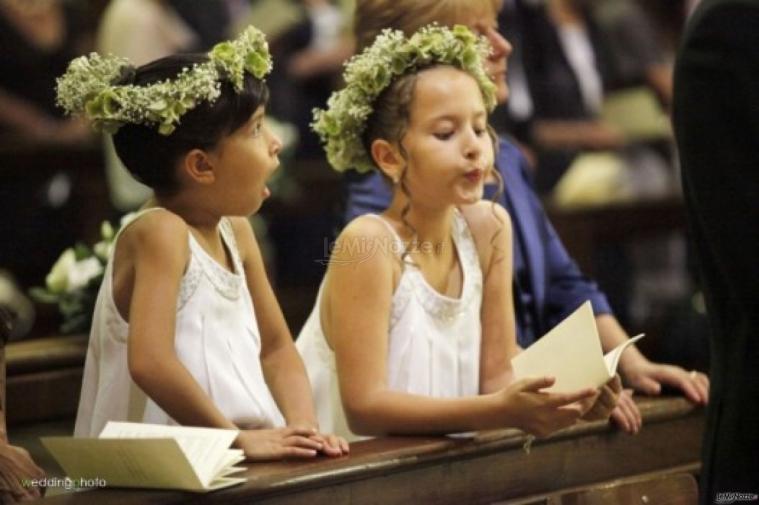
[474,126,487,136]
[251,122,263,137]
[434,131,454,140]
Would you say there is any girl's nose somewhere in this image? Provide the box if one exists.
[464,130,483,160]
[269,130,282,156]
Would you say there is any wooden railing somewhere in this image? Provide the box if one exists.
[546,196,686,276]
[35,396,703,504]
[5,335,87,426]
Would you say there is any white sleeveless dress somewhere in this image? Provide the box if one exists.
[74,209,285,437]
[296,211,483,441]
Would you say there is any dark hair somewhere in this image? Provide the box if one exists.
[112,54,269,195]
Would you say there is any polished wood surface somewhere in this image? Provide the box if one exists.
[538,472,698,505]
[5,335,87,425]
[546,197,686,276]
[34,397,703,505]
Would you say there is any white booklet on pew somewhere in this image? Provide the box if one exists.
[512,301,644,393]
[41,422,246,492]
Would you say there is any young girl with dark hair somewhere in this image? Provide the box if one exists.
[59,27,347,460]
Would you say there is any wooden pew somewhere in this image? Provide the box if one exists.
[515,472,698,505]
[34,397,703,504]
[546,196,686,276]
[5,334,87,426]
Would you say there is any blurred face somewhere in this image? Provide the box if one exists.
[458,5,512,104]
[399,66,494,207]
[209,106,282,215]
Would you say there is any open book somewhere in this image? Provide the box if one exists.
[41,422,246,492]
[512,301,644,393]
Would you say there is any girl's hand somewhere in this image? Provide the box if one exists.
[581,375,622,422]
[497,376,597,438]
[236,428,324,461]
[285,422,349,457]
[308,432,350,457]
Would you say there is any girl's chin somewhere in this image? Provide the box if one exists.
[458,188,484,205]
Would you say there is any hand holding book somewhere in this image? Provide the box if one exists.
[512,301,644,393]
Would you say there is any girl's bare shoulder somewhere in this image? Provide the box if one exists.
[459,201,512,243]
[117,209,190,259]
[334,214,399,258]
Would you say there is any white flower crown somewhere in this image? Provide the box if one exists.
[56,26,272,135]
[311,24,497,173]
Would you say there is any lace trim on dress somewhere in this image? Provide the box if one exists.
[177,255,202,310]
[368,211,483,326]
[407,211,482,325]
[187,218,243,301]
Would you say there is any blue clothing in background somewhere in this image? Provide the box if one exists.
[343,137,611,347]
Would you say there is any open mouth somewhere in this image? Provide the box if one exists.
[464,169,483,183]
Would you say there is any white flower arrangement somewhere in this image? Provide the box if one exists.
[31,213,136,334]
[311,24,497,173]
[56,26,272,135]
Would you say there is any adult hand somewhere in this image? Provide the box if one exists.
[0,443,45,502]
[621,359,709,405]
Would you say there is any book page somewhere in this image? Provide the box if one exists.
[207,476,247,491]
[211,449,245,478]
[99,422,239,487]
[603,334,645,375]
[511,301,611,392]
[41,437,203,491]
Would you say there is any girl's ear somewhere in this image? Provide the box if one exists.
[182,149,216,185]
[370,139,403,184]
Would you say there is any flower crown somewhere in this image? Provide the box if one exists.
[56,26,272,135]
[312,24,497,173]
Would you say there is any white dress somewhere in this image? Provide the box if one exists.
[74,209,285,437]
[296,211,483,441]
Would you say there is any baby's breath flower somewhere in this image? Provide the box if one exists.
[311,24,496,174]
[55,26,272,136]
